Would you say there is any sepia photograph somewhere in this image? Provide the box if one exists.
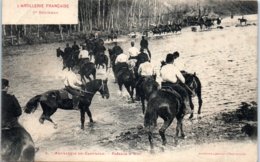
[1,0,258,161]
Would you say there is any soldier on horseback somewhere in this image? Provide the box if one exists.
[72,41,80,52]
[63,70,83,110]
[64,43,73,58]
[2,79,22,129]
[114,52,129,76]
[128,42,139,60]
[78,45,90,68]
[160,53,192,114]
[135,59,156,101]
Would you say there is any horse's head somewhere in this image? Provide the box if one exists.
[183,72,197,96]
[56,47,62,57]
[98,79,110,99]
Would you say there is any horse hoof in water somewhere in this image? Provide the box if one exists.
[180,134,186,139]
[189,113,194,119]
[53,124,58,129]
[39,118,44,124]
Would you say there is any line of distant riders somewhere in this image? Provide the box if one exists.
[2,35,203,161]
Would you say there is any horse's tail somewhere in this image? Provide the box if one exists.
[24,95,42,114]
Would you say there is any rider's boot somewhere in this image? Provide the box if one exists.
[72,96,80,110]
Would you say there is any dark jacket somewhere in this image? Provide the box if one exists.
[111,45,123,56]
[2,91,22,128]
[64,47,73,58]
[140,39,148,49]
[72,44,80,52]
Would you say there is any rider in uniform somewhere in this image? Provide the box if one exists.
[64,70,83,110]
[128,42,139,69]
[128,42,139,60]
[160,53,192,115]
[2,79,22,129]
[140,36,151,59]
[135,48,150,77]
[72,41,80,52]
[78,45,90,67]
[135,60,156,100]
[114,52,129,76]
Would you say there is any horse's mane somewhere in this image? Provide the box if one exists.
[83,79,102,91]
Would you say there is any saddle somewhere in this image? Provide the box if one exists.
[161,84,183,102]
[58,89,73,100]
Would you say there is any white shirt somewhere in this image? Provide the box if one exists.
[160,63,185,83]
[115,53,129,64]
[128,47,139,57]
[138,62,155,76]
[79,49,89,59]
[64,71,82,89]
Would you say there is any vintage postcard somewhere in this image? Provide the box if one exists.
[1,0,258,162]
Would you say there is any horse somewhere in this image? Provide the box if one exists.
[2,125,35,162]
[56,47,76,70]
[238,18,247,25]
[78,61,96,83]
[107,33,118,42]
[94,52,109,71]
[24,79,109,130]
[144,89,186,150]
[160,62,203,119]
[114,63,136,102]
[181,71,203,119]
[136,76,159,113]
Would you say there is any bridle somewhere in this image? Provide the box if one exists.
[186,75,197,95]
[80,80,106,95]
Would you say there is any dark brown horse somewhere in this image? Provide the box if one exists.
[144,88,185,150]
[24,79,109,130]
[181,71,203,119]
[94,52,109,71]
[2,125,35,162]
[78,61,97,83]
[238,18,247,25]
[56,48,79,70]
[161,62,203,119]
[114,63,136,102]
[136,76,159,113]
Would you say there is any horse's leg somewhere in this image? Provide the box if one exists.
[159,116,174,146]
[40,103,58,128]
[176,114,185,139]
[39,114,45,124]
[80,107,85,130]
[141,96,145,114]
[85,107,94,123]
[118,83,123,96]
[197,90,203,115]
[45,116,58,129]
[189,95,194,119]
[125,85,134,102]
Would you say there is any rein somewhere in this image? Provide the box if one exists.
[185,75,196,96]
